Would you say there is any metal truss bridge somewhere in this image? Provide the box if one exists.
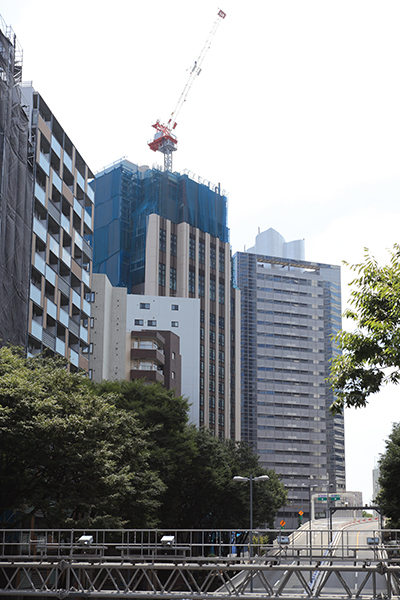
[1,521,399,598]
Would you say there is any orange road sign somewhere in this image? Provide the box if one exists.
[280,520,286,527]
[299,511,304,516]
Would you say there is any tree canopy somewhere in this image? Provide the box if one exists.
[0,347,163,528]
[1,348,287,529]
[377,422,400,528]
[329,245,400,415]
[95,379,287,529]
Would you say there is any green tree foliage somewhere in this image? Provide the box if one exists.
[95,379,287,529]
[377,422,400,528]
[0,347,163,528]
[1,353,287,529]
[329,245,400,414]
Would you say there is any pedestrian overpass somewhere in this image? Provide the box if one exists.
[0,524,399,598]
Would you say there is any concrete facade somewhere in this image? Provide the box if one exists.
[235,229,345,528]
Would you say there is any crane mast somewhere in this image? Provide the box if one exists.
[148,9,226,172]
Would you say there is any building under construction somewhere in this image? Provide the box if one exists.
[92,159,240,439]
[0,16,33,347]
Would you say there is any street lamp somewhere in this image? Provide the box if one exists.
[233,474,269,594]
[302,482,319,564]
[233,475,269,557]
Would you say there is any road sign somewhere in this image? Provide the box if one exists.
[330,495,340,501]
[298,511,303,516]
[279,520,286,527]
[318,496,327,501]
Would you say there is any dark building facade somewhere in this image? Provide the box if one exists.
[0,18,33,347]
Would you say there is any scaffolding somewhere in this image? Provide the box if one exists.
[93,160,229,291]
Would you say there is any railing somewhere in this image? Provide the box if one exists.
[0,527,396,562]
[0,527,400,598]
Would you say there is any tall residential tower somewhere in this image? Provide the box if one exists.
[0,15,94,371]
[235,228,345,527]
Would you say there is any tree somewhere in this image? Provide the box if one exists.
[377,422,400,528]
[94,380,287,529]
[0,347,163,528]
[329,245,400,415]
[93,379,198,527]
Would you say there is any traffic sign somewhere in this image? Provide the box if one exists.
[318,496,327,501]
[298,511,303,516]
[280,520,286,527]
[330,495,340,501]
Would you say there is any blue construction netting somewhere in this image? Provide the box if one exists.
[92,161,229,290]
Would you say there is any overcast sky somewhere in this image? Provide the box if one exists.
[3,0,400,504]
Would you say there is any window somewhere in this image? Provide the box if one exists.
[210,278,216,301]
[189,270,195,294]
[148,320,157,327]
[140,302,150,310]
[189,236,196,260]
[172,351,176,360]
[139,340,155,349]
[140,361,153,370]
[171,321,179,327]
[210,245,216,269]
[171,233,177,256]
[200,309,204,323]
[90,317,94,328]
[219,316,225,329]
[159,228,166,252]
[210,313,215,327]
[171,304,179,311]
[85,291,95,303]
[88,369,93,380]
[210,330,216,344]
[199,239,205,264]
[172,371,175,379]
[200,344,204,357]
[219,332,225,346]
[159,263,166,287]
[134,319,144,326]
[219,282,225,304]
[170,266,177,291]
[209,363,215,377]
[199,273,205,297]
[219,249,225,273]
[210,347,215,361]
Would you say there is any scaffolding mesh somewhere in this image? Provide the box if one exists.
[0,26,33,348]
[93,161,229,290]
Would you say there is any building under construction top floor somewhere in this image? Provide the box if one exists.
[92,160,228,291]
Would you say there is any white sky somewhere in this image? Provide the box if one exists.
[3,0,400,504]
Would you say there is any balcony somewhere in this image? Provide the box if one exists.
[130,347,164,366]
[130,369,164,384]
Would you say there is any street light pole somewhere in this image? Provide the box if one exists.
[233,474,269,592]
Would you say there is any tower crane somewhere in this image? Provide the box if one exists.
[148,9,226,172]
